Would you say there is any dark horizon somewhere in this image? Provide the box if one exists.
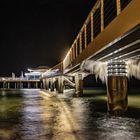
[0,0,97,76]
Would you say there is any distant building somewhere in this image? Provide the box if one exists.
[25,66,49,80]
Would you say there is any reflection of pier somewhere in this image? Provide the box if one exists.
[0,78,42,89]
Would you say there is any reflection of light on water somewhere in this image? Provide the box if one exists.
[40,91,88,140]
[128,95,140,108]
[52,97,81,140]
[20,89,43,140]
[0,129,15,139]
[97,116,139,140]
[0,89,139,140]
[1,91,6,96]
[40,91,140,140]
[0,105,6,112]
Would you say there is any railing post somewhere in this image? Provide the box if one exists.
[101,0,104,32]
[79,33,82,53]
[116,0,121,15]
[91,13,94,41]
[84,24,87,48]
[70,49,72,63]
[75,41,78,57]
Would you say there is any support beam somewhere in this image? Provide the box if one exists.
[35,82,38,88]
[15,82,17,89]
[53,78,56,91]
[40,80,43,89]
[7,82,10,89]
[20,82,23,89]
[3,82,5,89]
[75,74,83,97]
[28,82,30,89]
[50,79,54,91]
[44,80,47,89]
[46,79,49,90]
[58,76,64,93]
[43,79,45,89]
[63,76,75,87]
[17,82,20,89]
[53,78,57,92]
[107,61,128,115]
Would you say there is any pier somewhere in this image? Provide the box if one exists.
[40,0,140,115]
[0,0,140,139]
[0,0,139,115]
[0,78,42,89]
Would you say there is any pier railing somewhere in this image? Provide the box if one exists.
[62,0,139,72]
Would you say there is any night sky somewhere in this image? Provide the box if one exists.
[0,0,97,76]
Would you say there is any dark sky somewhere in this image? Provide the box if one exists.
[0,0,97,76]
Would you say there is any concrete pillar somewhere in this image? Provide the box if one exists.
[107,61,128,115]
[17,82,19,89]
[45,80,47,90]
[33,82,35,88]
[58,76,63,93]
[3,82,5,89]
[20,82,23,89]
[17,82,19,88]
[53,78,56,91]
[50,78,54,91]
[28,82,30,88]
[40,81,43,89]
[15,82,17,89]
[35,82,38,89]
[48,80,51,91]
[75,74,83,97]
[42,80,45,89]
[23,82,25,88]
[44,80,46,89]
[46,80,49,90]
[55,78,59,93]
[5,82,7,89]
[7,82,10,89]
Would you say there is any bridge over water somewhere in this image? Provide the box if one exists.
[41,0,140,115]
